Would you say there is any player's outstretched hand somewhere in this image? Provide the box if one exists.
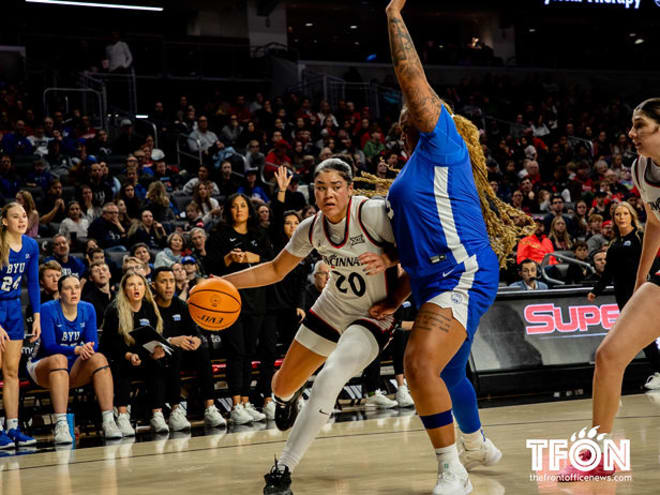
[369,298,398,320]
[359,252,388,275]
[385,0,406,15]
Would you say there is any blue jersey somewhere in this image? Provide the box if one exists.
[44,255,85,278]
[387,109,497,298]
[0,235,40,313]
[33,300,98,367]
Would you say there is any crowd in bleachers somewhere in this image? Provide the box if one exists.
[0,72,647,442]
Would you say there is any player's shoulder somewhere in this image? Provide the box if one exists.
[79,300,95,313]
[42,299,60,313]
[23,235,39,252]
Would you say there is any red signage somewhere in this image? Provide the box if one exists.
[524,303,619,335]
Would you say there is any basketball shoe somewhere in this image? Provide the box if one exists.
[365,389,398,409]
[116,413,135,436]
[395,384,415,408]
[645,372,660,390]
[263,459,293,495]
[274,388,304,431]
[433,462,472,495]
[263,401,276,420]
[230,404,253,425]
[54,421,73,445]
[245,402,267,422]
[458,436,502,471]
[204,405,227,428]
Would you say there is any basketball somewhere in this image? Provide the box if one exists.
[187,277,241,331]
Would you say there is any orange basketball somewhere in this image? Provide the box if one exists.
[187,277,241,331]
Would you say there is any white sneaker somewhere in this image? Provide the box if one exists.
[150,412,170,434]
[645,372,660,390]
[458,437,502,471]
[432,464,472,495]
[395,384,415,408]
[263,401,276,420]
[168,406,191,432]
[102,419,123,440]
[244,402,267,421]
[54,421,73,445]
[204,405,227,428]
[230,404,253,425]
[116,413,135,437]
[365,389,398,409]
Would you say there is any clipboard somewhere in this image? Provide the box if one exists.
[130,326,174,355]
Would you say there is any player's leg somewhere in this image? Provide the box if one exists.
[31,354,71,444]
[264,323,380,495]
[593,282,660,433]
[69,353,121,439]
[2,337,36,446]
[404,303,472,495]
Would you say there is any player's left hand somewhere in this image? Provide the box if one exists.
[369,298,398,320]
[359,252,388,275]
[189,336,202,350]
[30,315,41,343]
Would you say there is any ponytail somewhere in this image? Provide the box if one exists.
[0,202,22,268]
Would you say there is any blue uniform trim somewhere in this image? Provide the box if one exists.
[420,410,453,429]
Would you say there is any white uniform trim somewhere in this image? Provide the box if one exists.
[632,156,660,222]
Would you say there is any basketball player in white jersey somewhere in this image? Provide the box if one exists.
[561,97,660,480]
[220,160,399,494]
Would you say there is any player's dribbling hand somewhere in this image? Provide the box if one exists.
[0,326,9,353]
[385,0,406,14]
[369,298,398,320]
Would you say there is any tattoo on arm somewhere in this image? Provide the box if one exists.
[414,309,453,333]
[387,13,442,132]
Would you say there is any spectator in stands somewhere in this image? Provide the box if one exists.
[245,140,265,171]
[80,184,102,223]
[47,139,73,178]
[217,160,242,197]
[127,209,166,249]
[544,194,574,236]
[588,190,611,221]
[257,204,271,229]
[39,260,62,302]
[112,119,142,155]
[303,261,329,312]
[88,162,114,207]
[181,256,200,287]
[123,164,147,199]
[509,259,549,290]
[363,131,385,161]
[264,143,292,180]
[117,182,141,220]
[301,204,317,219]
[220,114,243,147]
[548,216,574,251]
[27,275,122,443]
[573,199,589,239]
[516,217,555,265]
[182,165,218,195]
[88,202,126,251]
[144,181,176,223]
[121,256,148,277]
[590,251,607,281]
[101,271,187,435]
[188,116,219,156]
[115,198,133,231]
[58,201,89,240]
[154,232,185,269]
[193,181,221,224]
[172,262,189,301]
[82,261,115,327]
[25,158,53,191]
[130,243,154,280]
[278,173,307,212]
[15,190,39,238]
[587,219,614,256]
[1,120,33,156]
[206,193,274,424]
[27,125,50,157]
[86,128,112,158]
[184,201,204,229]
[150,267,226,427]
[238,168,270,203]
[45,234,85,277]
[566,241,593,284]
[189,228,209,275]
[39,178,67,225]
[105,31,133,73]
[0,155,21,200]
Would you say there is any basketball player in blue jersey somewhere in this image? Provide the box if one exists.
[0,202,42,448]
[377,1,534,493]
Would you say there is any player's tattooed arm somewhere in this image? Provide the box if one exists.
[386,6,442,133]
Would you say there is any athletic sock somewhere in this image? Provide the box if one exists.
[6,418,18,430]
[101,410,114,422]
[462,429,485,450]
[435,444,464,472]
[55,413,68,424]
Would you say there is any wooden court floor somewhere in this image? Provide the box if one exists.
[3,393,660,494]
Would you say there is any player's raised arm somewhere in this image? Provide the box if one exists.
[386,0,442,133]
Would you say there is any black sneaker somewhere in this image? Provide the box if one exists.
[263,460,293,495]
[273,388,304,432]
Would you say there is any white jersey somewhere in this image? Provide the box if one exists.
[632,156,660,222]
[285,196,396,336]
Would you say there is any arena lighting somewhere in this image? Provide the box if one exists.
[634,38,645,44]
[25,0,164,11]
[135,114,149,118]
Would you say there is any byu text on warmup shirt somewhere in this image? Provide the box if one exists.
[386,109,493,283]
[0,235,40,311]
[35,300,98,367]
